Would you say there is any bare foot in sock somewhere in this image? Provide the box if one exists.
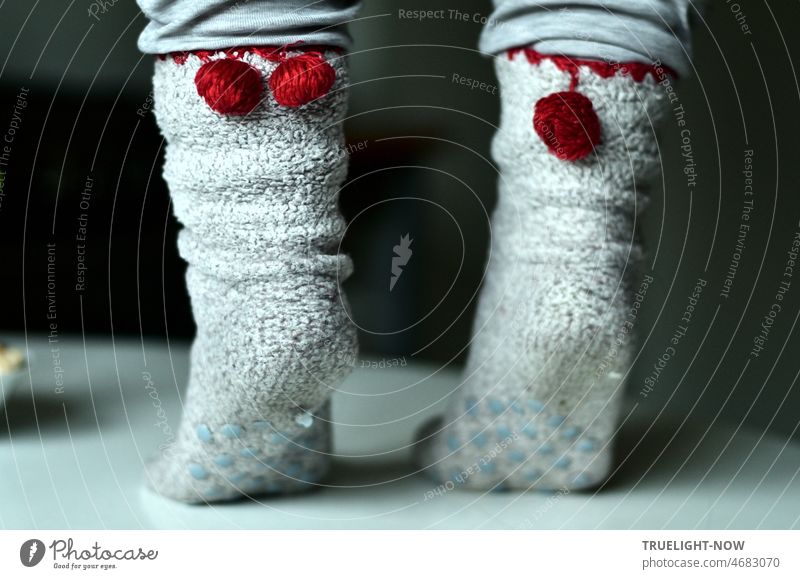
[147,46,357,503]
[416,49,672,492]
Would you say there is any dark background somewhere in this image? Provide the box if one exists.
[1,1,799,438]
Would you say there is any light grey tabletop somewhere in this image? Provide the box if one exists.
[1,334,798,529]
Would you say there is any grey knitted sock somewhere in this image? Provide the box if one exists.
[147,46,357,503]
[416,49,671,492]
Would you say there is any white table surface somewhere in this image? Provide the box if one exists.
[1,334,798,529]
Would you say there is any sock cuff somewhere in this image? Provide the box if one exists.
[492,50,670,170]
[158,44,344,66]
[506,47,677,91]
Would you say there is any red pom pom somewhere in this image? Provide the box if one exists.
[194,58,263,116]
[269,52,336,107]
[533,91,602,161]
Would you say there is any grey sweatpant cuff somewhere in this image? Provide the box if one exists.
[136,0,362,54]
[479,0,696,77]
[137,1,695,75]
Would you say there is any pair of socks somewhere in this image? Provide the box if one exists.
[148,44,670,502]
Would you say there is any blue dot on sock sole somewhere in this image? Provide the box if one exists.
[447,435,460,451]
[269,433,286,444]
[507,450,526,463]
[195,424,212,443]
[188,463,208,480]
[213,454,234,468]
[524,469,543,481]
[221,424,243,438]
[240,477,265,492]
[528,400,545,412]
[561,426,580,440]
[496,425,512,439]
[472,432,489,448]
[253,460,273,471]
[284,464,303,478]
[553,456,572,470]
[481,462,497,475]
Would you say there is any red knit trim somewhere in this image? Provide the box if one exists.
[507,47,676,91]
[160,43,343,66]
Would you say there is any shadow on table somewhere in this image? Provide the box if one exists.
[607,404,795,491]
[1,377,120,436]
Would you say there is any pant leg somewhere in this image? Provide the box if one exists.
[136,0,362,53]
[479,0,696,75]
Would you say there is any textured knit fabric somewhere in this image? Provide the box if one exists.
[480,0,694,76]
[415,50,670,491]
[147,47,357,503]
[136,0,362,54]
